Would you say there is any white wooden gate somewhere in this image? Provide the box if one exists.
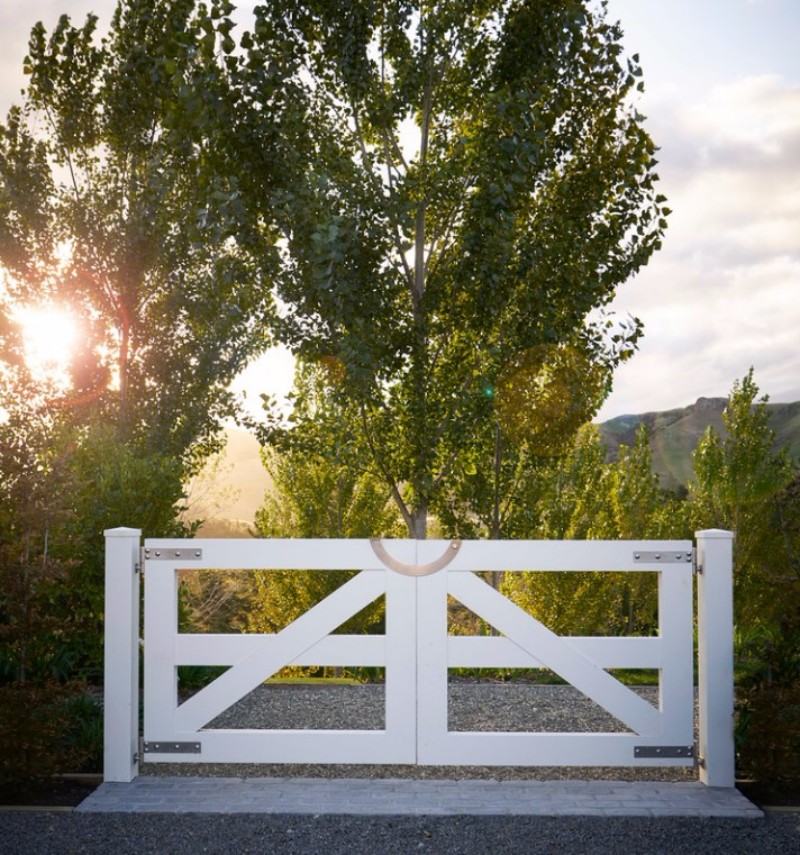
[103,530,735,787]
[145,540,417,765]
[415,540,693,767]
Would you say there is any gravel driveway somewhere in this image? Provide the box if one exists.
[4,682,798,854]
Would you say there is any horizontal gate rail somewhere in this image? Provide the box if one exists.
[447,636,660,669]
[103,530,735,788]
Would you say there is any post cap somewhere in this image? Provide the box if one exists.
[694,529,734,539]
[104,527,142,537]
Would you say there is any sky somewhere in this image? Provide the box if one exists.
[1,0,798,421]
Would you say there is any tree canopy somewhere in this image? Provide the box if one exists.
[0,0,276,461]
[228,0,668,535]
[0,0,281,678]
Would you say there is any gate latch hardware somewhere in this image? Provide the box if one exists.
[370,538,461,577]
[634,745,694,759]
[632,551,693,564]
[143,548,203,561]
[143,741,202,754]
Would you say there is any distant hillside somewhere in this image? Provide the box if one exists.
[599,398,800,490]
[197,401,800,523]
[187,428,272,529]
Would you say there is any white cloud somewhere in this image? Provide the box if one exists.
[685,76,800,151]
[0,1,117,117]
[598,75,800,419]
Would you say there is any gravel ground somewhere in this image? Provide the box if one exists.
[4,683,798,853]
[2,811,798,854]
[143,683,697,782]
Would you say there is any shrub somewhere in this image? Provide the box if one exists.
[0,682,87,791]
[735,619,800,792]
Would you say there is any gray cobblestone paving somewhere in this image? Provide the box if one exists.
[76,777,764,818]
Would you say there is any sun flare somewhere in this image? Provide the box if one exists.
[14,305,79,386]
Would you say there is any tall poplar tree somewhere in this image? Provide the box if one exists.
[0,0,276,461]
[229,0,668,536]
[0,1,279,674]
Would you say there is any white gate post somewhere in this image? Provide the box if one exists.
[103,527,141,782]
[695,529,735,787]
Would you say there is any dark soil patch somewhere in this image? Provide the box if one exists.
[0,776,101,808]
[738,780,800,809]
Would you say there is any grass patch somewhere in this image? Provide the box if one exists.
[264,676,362,686]
[607,669,660,686]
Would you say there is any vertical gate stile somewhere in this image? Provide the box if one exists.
[657,561,694,742]
[416,558,449,765]
[696,529,735,787]
[384,565,418,762]
[143,548,181,746]
[103,527,142,783]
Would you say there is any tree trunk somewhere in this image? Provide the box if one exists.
[410,506,428,540]
[491,424,503,598]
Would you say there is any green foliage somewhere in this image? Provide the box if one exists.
[689,368,795,630]
[435,343,612,540]
[255,455,401,544]
[235,0,667,535]
[0,324,78,683]
[0,411,196,679]
[737,679,800,791]
[0,1,278,686]
[732,466,800,789]
[256,363,403,540]
[0,682,92,789]
[55,422,197,674]
[178,567,253,636]
[735,616,800,790]
[502,424,687,636]
[1,0,276,460]
[250,368,401,644]
[0,297,196,678]
[57,692,103,773]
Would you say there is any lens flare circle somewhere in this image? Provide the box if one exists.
[495,344,608,455]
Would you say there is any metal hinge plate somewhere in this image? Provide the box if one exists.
[143,548,203,561]
[143,741,202,754]
[634,745,694,759]
[632,551,693,564]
